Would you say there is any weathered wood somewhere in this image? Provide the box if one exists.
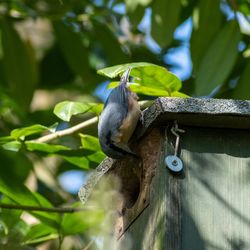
[139,98,250,136]
[118,128,167,250]
[180,127,250,250]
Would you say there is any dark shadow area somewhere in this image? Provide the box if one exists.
[181,208,206,250]
[111,157,141,209]
[181,126,250,158]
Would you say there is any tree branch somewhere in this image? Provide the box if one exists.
[0,203,91,213]
[34,116,98,143]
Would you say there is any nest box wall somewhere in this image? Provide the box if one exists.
[81,97,250,250]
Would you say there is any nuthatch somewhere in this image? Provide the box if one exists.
[98,67,141,159]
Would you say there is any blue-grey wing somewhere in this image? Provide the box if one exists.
[98,84,129,140]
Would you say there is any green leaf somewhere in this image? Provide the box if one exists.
[238,1,250,15]
[80,133,106,163]
[125,0,151,12]
[125,0,150,26]
[97,62,154,78]
[126,4,145,27]
[2,141,22,152]
[151,0,182,47]
[0,197,22,229]
[171,91,190,98]
[24,232,58,245]
[231,61,250,100]
[131,83,171,96]
[79,134,101,151]
[62,155,90,169]
[11,124,50,140]
[25,141,70,153]
[108,81,171,96]
[53,101,101,122]
[53,21,98,87]
[86,151,105,164]
[195,21,241,96]
[0,180,60,228]
[61,203,104,235]
[191,0,222,73]
[0,136,14,145]
[0,19,38,111]
[24,224,57,245]
[98,62,182,93]
[91,20,128,65]
[0,150,32,183]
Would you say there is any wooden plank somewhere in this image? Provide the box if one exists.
[180,127,250,250]
[118,128,168,250]
[118,127,186,250]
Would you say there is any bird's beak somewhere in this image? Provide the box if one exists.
[120,66,132,85]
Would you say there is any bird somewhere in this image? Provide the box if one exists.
[98,67,141,159]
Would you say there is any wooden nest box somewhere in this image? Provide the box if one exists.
[80,97,250,250]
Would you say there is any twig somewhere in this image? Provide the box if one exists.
[83,240,94,250]
[34,116,98,143]
[0,203,91,213]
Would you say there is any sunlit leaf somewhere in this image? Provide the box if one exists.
[2,141,22,152]
[62,155,90,169]
[11,124,50,140]
[79,134,101,151]
[171,91,190,98]
[109,81,172,96]
[87,151,105,164]
[98,62,182,93]
[97,62,154,78]
[25,141,70,153]
[24,224,57,245]
[53,101,102,122]
[0,136,14,145]
[24,233,58,245]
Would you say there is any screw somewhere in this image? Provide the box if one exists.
[172,160,178,166]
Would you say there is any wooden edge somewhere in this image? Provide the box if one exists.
[115,128,163,238]
[165,126,182,249]
[139,98,250,135]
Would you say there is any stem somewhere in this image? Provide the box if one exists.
[0,203,91,213]
[33,116,98,143]
[83,240,94,250]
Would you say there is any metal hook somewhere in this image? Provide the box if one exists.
[171,121,185,157]
[165,121,185,172]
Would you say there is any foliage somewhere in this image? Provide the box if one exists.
[0,0,249,249]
